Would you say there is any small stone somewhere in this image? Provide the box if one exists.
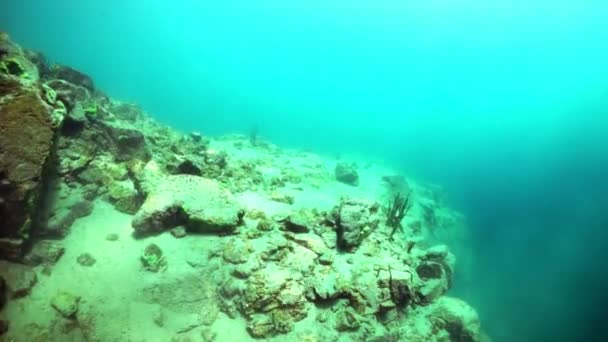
[335,307,361,331]
[318,253,334,265]
[170,226,187,238]
[153,309,164,327]
[201,328,217,342]
[105,233,119,241]
[246,209,266,220]
[76,253,96,267]
[50,291,80,319]
[316,312,329,323]
[269,192,294,205]
[190,132,202,142]
[256,218,274,231]
[141,243,166,272]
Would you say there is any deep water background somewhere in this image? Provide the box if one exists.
[3,1,608,341]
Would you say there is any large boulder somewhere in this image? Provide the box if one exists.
[0,75,61,260]
[132,174,244,234]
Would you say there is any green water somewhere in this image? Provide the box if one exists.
[3,1,608,340]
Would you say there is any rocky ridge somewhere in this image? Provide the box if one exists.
[0,33,486,341]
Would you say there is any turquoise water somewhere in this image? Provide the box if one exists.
[4,1,608,340]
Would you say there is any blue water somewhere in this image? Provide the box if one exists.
[4,1,608,340]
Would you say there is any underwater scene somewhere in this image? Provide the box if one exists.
[2,1,608,341]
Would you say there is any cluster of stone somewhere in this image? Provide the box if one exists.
[210,196,481,340]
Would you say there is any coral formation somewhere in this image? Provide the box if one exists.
[0,34,486,341]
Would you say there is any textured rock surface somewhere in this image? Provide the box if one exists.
[50,291,80,319]
[0,261,37,298]
[132,174,244,234]
[0,68,60,260]
[0,34,486,342]
[335,161,359,186]
[332,197,381,250]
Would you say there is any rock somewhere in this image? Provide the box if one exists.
[76,253,96,267]
[40,183,93,237]
[97,120,150,162]
[0,260,37,298]
[203,148,227,169]
[318,253,334,265]
[170,226,187,238]
[377,267,414,307]
[44,79,90,112]
[424,297,481,342]
[335,162,359,186]
[132,175,244,234]
[269,192,294,205]
[75,155,126,185]
[23,240,65,266]
[201,328,216,342]
[280,209,317,233]
[222,238,253,264]
[109,101,142,122]
[49,64,94,91]
[256,217,274,231]
[175,158,204,176]
[416,261,444,280]
[0,74,61,260]
[105,233,119,241]
[0,276,6,308]
[0,319,7,335]
[306,272,348,301]
[332,197,381,250]
[107,180,141,214]
[50,291,80,319]
[238,268,308,337]
[55,135,97,175]
[141,243,166,272]
[284,233,329,256]
[335,306,362,331]
[247,315,275,338]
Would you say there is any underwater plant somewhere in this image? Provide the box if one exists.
[386,192,411,239]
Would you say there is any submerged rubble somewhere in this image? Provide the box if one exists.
[0,33,486,341]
